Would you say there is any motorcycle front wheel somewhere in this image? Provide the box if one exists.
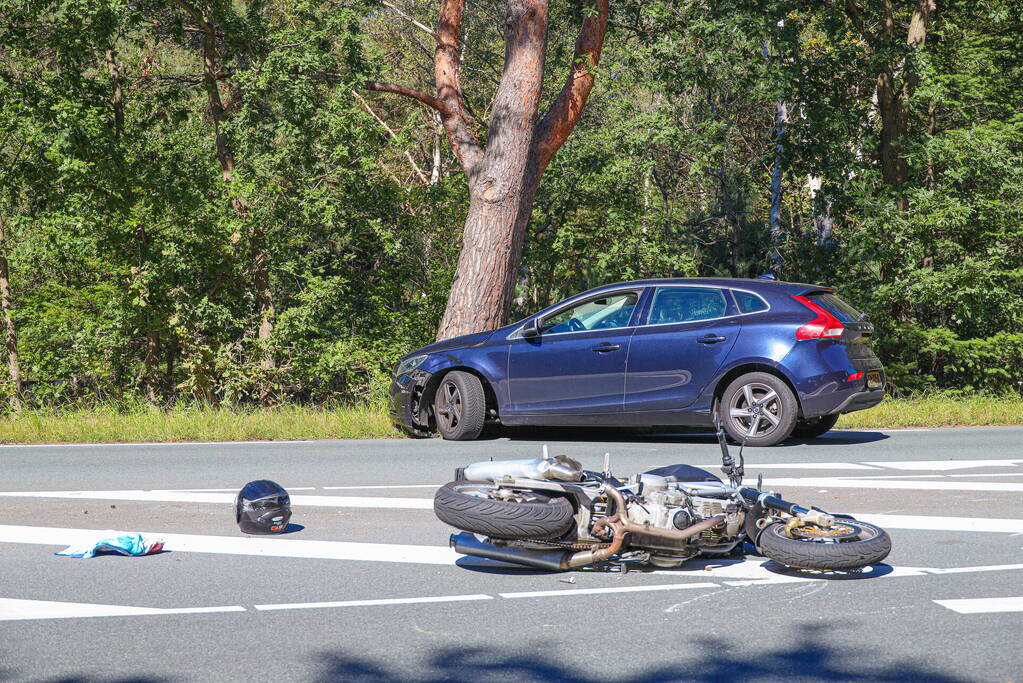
[433,481,575,540]
[758,520,892,570]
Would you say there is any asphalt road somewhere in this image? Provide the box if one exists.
[1,426,1022,682]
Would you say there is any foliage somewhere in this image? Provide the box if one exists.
[0,0,1020,412]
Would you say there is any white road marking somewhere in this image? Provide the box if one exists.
[751,477,1023,492]
[0,597,244,621]
[321,485,442,490]
[738,463,883,470]
[0,525,459,564]
[933,597,1023,614]
[848,514,1023,534]
[499,583,718,599]
[255,594,493,611]
[864,460,1023,471]
[924,563,1023,575]
[0,490,433,509]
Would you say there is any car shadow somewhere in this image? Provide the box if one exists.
[490,426,889,446]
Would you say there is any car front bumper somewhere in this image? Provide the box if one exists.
[388,369,433,432]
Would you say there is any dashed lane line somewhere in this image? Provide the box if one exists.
[254,594,494,611]
[498,583,718,599]
[0,597,245,621]
[933,597,1023,614]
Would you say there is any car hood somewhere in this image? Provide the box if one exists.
[410,329,498,357]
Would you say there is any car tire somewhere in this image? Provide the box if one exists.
[433,371,486,441]
[721,372,798,446]
[791,414,840,439]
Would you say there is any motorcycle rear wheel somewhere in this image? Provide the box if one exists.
[758,520,891,570]
[433,481,575,540]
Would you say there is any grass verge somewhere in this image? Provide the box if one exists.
[0,403,397,444]
[836,393,1023,429]
[0,394,1019,444]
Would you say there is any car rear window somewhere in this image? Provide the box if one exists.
[733,290,768,313]
[807,292,863,322]
[647,287,728,324]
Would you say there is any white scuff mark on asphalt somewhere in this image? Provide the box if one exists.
[663,588,733,613]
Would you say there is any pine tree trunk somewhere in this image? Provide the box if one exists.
[0,216,21,411]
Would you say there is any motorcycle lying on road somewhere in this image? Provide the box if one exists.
[435,427,891,572]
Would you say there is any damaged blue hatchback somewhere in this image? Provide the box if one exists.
[389,278,885,445]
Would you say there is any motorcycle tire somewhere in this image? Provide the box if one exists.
[433,481,575,540]
[758,520,892,570]
[791,414,840,439]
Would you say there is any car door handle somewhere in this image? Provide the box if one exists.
[697,335,727,344]
[591,343,621,352]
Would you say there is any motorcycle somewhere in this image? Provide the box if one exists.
[434,426,891,572]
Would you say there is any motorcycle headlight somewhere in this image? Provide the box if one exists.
[395,354,428,376]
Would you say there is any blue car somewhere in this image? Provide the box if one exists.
[389,278,885,445]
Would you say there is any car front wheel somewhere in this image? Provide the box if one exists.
[721,372,798,446]
[433,371,486,441]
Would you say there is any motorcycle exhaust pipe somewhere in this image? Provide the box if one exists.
[450,532,576,571]
[450,529,628,572]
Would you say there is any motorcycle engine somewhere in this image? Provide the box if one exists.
[624,473,742,550]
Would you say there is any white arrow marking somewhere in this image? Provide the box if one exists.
[933,597,1023,614]
[0,598,244,621]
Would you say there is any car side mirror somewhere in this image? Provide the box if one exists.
[522,318,540,339]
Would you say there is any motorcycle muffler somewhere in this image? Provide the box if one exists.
[450,532,575,571]
[450,530,626,571]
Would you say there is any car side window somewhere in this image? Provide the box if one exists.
[733,290,769,314]
[540,293,638,334]
[646,287,728,325]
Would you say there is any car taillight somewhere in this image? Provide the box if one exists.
[846,372,864,381]
[793,295,845,340]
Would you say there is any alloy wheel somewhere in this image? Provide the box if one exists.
[435,380,463,433]
[728,381,783,439]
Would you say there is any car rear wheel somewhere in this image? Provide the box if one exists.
[721,372,798,446]
[433,371,486,441]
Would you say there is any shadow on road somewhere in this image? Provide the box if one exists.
[308,625,967,681]
[491,426,890,446]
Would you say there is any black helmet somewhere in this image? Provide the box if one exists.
[236,480,292,534]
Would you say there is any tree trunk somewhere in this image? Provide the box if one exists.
[175,1,276,373]
[368,0,608,340]
[435,0,549,338]
[0,216,21,411]
[104,47,124,139]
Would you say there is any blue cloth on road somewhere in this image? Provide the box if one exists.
[55,533,165,558]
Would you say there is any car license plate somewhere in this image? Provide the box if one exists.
[867,371,883,389]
